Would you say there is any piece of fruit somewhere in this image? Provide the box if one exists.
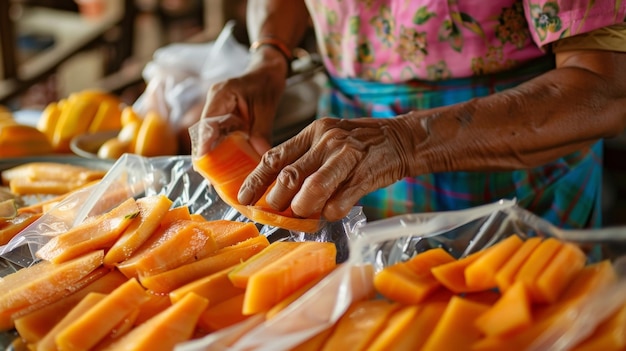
[0,250,105,330]
[37,102,63,141]
[192,131,322,232]
[36,198,139,263]
[51,95,100,153]
[0,124,54,157]
[133,110,178,156]
[97,137,131,159]
[88,99,122,133]
[102,292,208,351]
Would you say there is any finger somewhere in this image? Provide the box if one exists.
[238,128,315,205]
[263,147,326,212]
[289,148,361,218]
[322,177,372,222]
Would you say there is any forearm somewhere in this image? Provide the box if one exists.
[401,50,626,176]
[246,0,310,75]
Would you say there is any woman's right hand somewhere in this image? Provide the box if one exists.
[200,46,290,156]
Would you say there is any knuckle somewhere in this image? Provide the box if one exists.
[260,148,284,169]
[276,165,302,191]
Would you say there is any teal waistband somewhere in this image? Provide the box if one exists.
[328,56,556,98]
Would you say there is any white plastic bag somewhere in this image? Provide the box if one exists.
[132,20,250,135]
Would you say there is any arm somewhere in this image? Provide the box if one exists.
[200,0,310,154]
[238,49,626,221]
[400,49,626,176]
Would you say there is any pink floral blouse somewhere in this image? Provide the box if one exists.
[304,0,626,82]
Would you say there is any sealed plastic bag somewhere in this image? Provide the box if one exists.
[175,199,626,351]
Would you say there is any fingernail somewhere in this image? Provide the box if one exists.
[238,186,253,205]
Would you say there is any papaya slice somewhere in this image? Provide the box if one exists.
[228,241,302,288]
[192,131,323,233]
[0,212,42,246]
[321,299,400,351]
[421,296,490,351]
[464,234,524,290]
[139,234,270,293]
[36,198,139,263]
[473,260,618,351]
[134,293,172,326]
[37,292,107,351]
[93,308,141,350]
[197,293,249,332]
[241,241,337,315]
[374,248,455,305]
[104,194,173,266]
[474,281,532,337]
[116,219,218,279]
[430,250,486,293]
[266,273,329,320]
[169,265,245,306]
[494,237,542,291]
[159,205,192,227]
[366,304,422,351]
[196,220,261,249]
[54,278,150,351]
[534,242,587,303]
[13,268,126,345]
[0,250,104,331]
[103,292,208,351]
[514,237,563,302]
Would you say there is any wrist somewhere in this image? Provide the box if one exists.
[248,39,292,80]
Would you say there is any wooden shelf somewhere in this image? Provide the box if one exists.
[0,0,132,104]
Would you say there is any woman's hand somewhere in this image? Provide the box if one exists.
[237,116,423,221]
[200,46,289,155]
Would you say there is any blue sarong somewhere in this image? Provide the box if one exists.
[317,58,603,229]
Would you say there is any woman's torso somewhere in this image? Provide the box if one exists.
[305,0,626,82]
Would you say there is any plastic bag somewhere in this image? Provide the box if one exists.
[132,20,250,135]
[175,199,626,351]
[0,155,363,270]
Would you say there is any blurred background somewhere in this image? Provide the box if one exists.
[1,0,625,227]
[0,0,248,109]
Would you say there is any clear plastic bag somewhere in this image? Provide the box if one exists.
[0,155,363,269]
[175,199,626,351]
[132,20,250,135]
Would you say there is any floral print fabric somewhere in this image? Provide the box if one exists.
[304,0,626,82]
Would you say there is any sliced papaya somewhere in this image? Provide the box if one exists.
[13,268,126,344]
[0,212,42,246]
[139,234,270,293]
[197,293,249,332]
[474,281,532,337]
[421,296,490,351]
[169,265,245,306]
[464,234,524,290]
[196,220,261,249]
[0,250,104,331]
[102,292,208,351]
[36,198,139,263]
[104,194,173,266]
[192,131,323,232]
[37,292,107,351]
[241,241,337,315]
[54,278,150,351]
[321,299,399,351]
[430,250,486,293]
[116,219,217,279]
